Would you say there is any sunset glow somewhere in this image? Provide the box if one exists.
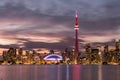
[0,0,118,52]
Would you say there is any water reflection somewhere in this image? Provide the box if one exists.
[72,65,81,80]
[116,66,120,80]
[0,65,120,80]
[66,65,70,80]
[98,65,102,80]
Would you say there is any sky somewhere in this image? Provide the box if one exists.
[0,0,119,52]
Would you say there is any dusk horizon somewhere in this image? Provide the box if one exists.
[0,0,119,53]
[1,1,120,80]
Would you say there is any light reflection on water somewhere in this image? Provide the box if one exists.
[0,65,120,80]
[98,65,102,80]
[66,65,69,80]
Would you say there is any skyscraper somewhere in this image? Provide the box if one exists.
[115,39,120,50]
[74,10,79,61]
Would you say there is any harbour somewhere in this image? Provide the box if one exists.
[0,65,120,80]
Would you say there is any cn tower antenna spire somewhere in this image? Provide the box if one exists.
[76,9,78,25]
[74,9,79,63]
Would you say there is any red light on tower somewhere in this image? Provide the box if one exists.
[74,10,79,61]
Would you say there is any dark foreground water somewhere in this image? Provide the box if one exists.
[0,65,120,80]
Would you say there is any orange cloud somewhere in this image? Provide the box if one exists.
[79,33,120,43]
[17,34,63,43]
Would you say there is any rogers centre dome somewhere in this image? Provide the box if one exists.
[43,54,63,61]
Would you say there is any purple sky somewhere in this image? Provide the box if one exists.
[0,0,120,52]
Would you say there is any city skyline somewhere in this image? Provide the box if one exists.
[0,0,119,52]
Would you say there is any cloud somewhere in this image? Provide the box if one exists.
[1,0,120,18]
[0,1,119,52]
[103,0,120,17]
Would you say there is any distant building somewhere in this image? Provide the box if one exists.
[18,48,23,55]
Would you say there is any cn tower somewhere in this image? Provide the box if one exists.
[74,10,79,60]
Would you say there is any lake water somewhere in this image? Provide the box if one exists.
[0,65,120,80]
